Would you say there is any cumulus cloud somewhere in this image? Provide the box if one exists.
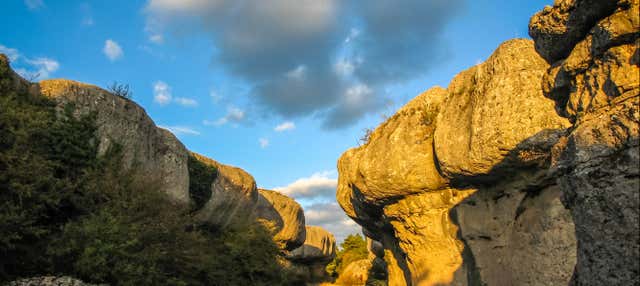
[24,0,44,10]
[175,97,198,107]
[158,125,200,136]
[103,39,123,61]
[1,44,59,80]
[204,106,245,126]
[274,121,295,132]
[274,171,337,200]
[145,0,462,129]
[153,81,172,105]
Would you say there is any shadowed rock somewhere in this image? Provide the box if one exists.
[530,0,639,284]
[255,189,306,251]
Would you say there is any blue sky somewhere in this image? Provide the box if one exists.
[1,0,552,242]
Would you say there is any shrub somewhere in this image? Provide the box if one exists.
[106,82,132,99]
[187,154,217,211]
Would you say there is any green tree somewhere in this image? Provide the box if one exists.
[326,234,369,277]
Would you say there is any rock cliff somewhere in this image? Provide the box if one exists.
[530,0,639,284]
[337,0,638,285]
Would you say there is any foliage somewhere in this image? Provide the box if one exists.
[106,82,132,99]
[0,61,298,285]
[0,69,102,278]
[187,154,217,211]
[326,234,369,277]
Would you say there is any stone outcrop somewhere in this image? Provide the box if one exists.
[6,276,105,286]
[530,0,639,284]
[38,79,191,204]
[337,39,577,286]
[189,153,259,227]
[255,189,306,251]
[288,226,337,282]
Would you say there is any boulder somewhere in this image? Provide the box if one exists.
[433,39,570,179]
[189,152,259,227]
[255,189,306,251]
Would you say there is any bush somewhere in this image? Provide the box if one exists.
[187,154,217,211]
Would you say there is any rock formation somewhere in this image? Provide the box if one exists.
[338,39,577,286]
[38,79,191,204]
[530,0,639,284]
[337,0,638,285]
[288,226,337,282]
[0,57,269,234]
[255,188,306,251]
[189,152,259,227]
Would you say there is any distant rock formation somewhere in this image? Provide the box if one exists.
[337,0,638,284]
[530,0,639,284]
[255,188,306,251]
[288,226,337,283]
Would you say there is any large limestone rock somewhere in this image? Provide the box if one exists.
[255,189,306,251]
[189,152,259,227]
[337,39,577,286]
[38,79,190,204]
[434,39,570,178]
[530,0,639,284]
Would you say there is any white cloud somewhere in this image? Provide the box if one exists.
[303,202,361,244]
[274,171,337,200]
[274,121,295,132]
[286,65,306,80]
[210,89,222,103]
[1,44,59,80]
[24,0,44,10]
[204,106,245,126]
[149,34,164,44]
[153,81,172,105]
[103,39,123,61]
[175,97,198,107]
[259,138,269,148]
[0,45,20,61]
[334,59,354,77]
[158,125,200,136]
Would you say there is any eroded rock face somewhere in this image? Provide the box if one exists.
[38,79,191,204]
[530,0,639,284]
[255,189,306,251]
[337,39,577,286]
[434,39,570,178]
